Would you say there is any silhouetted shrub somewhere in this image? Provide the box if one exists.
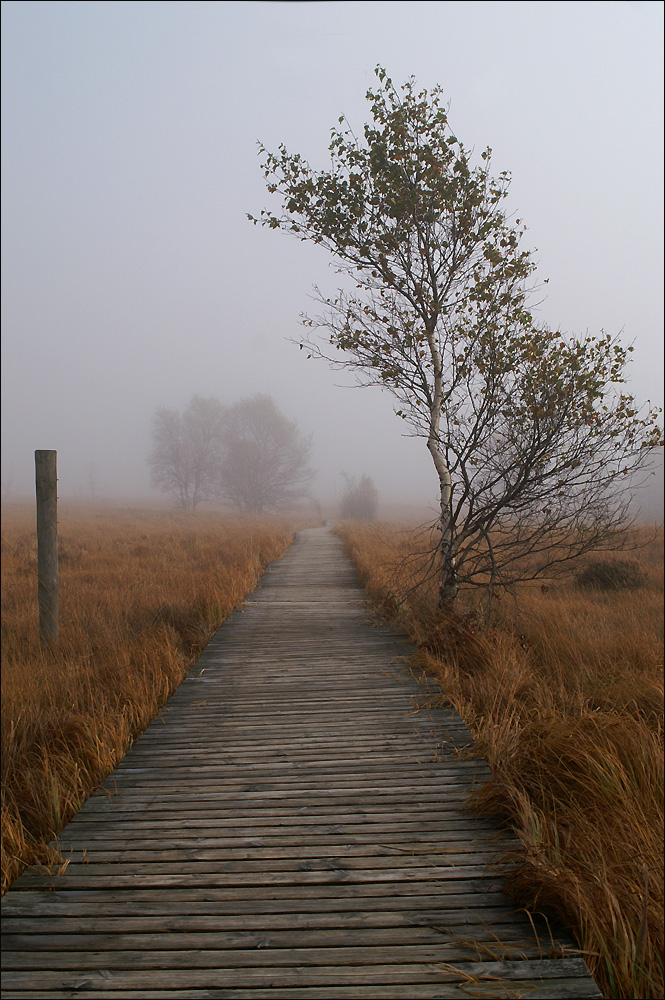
[575,558,646,591]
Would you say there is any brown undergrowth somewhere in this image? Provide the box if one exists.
[336,519,664,1000]
[1,502,299,894]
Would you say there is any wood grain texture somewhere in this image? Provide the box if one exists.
[0,527,601,998]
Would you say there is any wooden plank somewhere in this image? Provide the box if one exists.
[101,765,489,783]
[0,983,605,999]
[1,527,600,999]
[116,739,475,757]
[13,867,505,890]
[0,947,586,971]
[109,759,480,775]
[55,798,490,822]
[4,882,509,903]
[0,909,546,934]
[1,891,514,916]
[111,746,472,762]
[11,857,505,879]
[49,841,507,857]
[0,957,602,990]
[54,816,495,837]
[53,816,504,835]
[1,925,564,952]
[45,847,507,866]
[92,779,487,795]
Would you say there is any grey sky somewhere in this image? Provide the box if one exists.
[1,0,663,512]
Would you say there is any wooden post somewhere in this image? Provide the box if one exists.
[35,450,59,644]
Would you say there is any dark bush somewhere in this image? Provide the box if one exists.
[575,558,646,591]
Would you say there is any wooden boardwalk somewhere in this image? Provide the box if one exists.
[1,527,601,998]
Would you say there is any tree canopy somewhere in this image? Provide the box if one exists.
[149,394,314,514]
[218,395,315,514]
[149,396,226,511]
[252,66,662,609]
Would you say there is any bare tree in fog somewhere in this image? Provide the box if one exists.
[218,395,314,514]
[252,66,662,610]
[149,396,226,510]
[149,395,314,514]
[339,473,379,520]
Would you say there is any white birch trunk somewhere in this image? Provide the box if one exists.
[425,326,458,605]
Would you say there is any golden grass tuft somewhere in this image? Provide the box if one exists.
[1,502,300,894]
[336,519,664,1000]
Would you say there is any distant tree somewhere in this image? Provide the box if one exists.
[339,473,379,520]
[218,395,314,514]
[252,66,662,610]
[149,396,226,510]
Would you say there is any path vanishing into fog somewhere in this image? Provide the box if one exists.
[1,526,601,998]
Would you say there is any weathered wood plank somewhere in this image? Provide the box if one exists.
[55,798,490,822]
[1,890,514,916]
[44,846,507,866]
[100,767,489,786]
[53,817,495,839]
[0,909,545,934]
[3,881,509,903]
[0,984,605,1000]
[12,858,506,880]
[109,760,480,776]
[13,867,505,891]
[77,785,488,804]
[50,840,506,858]
[1,924,564,952]
[0,948,589,971]
[0,957,602,989]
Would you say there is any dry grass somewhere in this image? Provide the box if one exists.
[1,502,299,894]
[336,519,664,1000]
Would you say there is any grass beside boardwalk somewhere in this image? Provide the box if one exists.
[336,520,664,1000]
[1,503,298,895]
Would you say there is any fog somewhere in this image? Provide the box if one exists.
[2,1,663,519]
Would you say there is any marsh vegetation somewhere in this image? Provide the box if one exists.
[1,503,298,894]
[336,519,663,999]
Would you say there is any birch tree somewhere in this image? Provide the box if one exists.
[251,67,662,607]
